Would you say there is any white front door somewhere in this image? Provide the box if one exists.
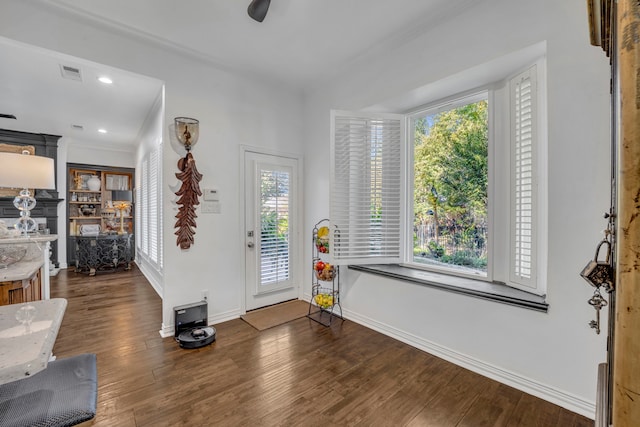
[244,149,300,311]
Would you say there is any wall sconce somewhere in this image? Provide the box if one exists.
[0,151,55,236]
[175,117,199,153]
[112,190,132,235]
[174,117,203,250]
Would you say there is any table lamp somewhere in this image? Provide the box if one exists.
[0,151,55,235]
[112,190,132,235]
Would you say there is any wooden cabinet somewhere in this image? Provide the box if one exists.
[66,164,135,266]
[72,234,134,276]
[0,270,41,306]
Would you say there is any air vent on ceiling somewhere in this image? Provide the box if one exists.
[71,124,84,131]
[60,64,83,82]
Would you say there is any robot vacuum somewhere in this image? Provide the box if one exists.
[174,301,216,349]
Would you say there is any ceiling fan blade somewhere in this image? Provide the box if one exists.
[248,0,271,22]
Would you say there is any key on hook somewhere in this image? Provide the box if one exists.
[588,289,607,334]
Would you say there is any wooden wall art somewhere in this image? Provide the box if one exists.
[174,152,202,250]
[173,117,202,250]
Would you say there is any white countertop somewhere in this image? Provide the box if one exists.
[0,260,43,282]
[0,234,58,281]
[0,234,58,245]
[0,298,67,385]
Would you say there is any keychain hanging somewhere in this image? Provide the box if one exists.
[580,232,614,292]
[587,287,608,334]
[580,225,614,334]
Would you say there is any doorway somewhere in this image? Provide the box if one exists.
[243,147,301,311]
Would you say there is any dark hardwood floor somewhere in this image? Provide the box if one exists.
[50,266,593,426]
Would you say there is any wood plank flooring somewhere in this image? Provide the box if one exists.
[50,266,593,426]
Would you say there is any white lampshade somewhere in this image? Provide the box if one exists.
[0,152,55,189]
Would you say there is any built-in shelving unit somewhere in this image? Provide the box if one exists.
[66,163,135,266]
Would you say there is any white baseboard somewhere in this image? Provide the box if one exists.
[159,323,172,338]
[136,260,163,298]
[341,307,595,419]
[209,309,242,327]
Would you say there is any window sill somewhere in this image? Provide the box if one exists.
[348,264,548,313]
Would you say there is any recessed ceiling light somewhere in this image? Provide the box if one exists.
[98,129,107,134]
[98,76,113,84]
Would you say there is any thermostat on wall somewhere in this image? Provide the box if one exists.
[203,188,219,201]
[202,188,221,214]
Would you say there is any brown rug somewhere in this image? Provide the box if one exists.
[241,299,311,331]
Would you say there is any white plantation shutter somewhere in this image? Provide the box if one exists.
[141,158,149,255]
[330,111,404,264]
[135,174,142,251]
[148,145,161,267]
[137,144,163,271]
[157,146,163,268]
[510,66,537,289]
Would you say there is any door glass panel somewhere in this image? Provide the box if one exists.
[260,168,290,286]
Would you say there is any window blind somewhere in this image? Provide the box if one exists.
[510,66,537,288]
[135,176,141,251]
[330,111,404,264]
[259,168,290,285]
[157,145,163,269]
[148,146,159,265]
[141,158,149,255]
[137,145,163,271]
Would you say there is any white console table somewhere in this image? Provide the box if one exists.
[0,298,67,385]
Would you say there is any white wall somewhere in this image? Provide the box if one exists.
[0,1,304,331]
[302,0,610,418]
[65,141,136,169]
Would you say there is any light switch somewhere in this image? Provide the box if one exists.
[202,201,221,214]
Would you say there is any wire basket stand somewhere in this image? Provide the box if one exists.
[308,219,343,326]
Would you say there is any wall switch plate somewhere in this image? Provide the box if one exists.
[202,201,220,214]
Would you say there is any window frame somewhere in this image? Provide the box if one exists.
[404,90,492,282]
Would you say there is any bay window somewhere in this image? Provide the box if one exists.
[330,62,546,296]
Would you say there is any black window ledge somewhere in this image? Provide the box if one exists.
[348,264,548,313]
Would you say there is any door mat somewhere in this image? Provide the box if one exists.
[241,300,311,331]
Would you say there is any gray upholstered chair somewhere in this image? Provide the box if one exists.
[0,353,97,427]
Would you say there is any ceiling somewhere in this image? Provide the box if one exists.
[0,38,163,149]
[0,0,473,149]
